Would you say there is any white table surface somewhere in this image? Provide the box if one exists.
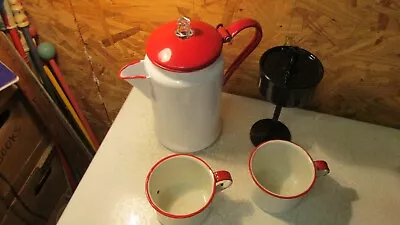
[57,89,400,225]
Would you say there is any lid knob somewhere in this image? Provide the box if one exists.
[175,17,193,39]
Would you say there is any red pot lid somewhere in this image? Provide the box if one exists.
[146,17,223,72]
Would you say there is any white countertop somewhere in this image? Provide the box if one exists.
[57,89,400,225]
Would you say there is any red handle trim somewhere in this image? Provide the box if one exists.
[214,170,233,192]
[217,19,263,85]
[314,160,330,177]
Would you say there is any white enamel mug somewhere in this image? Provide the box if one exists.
[145,154,233,225]
[249,140,330,214]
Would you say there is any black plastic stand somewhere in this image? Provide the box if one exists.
[249,105,291,146]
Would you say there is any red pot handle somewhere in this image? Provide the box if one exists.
[217,18,263,85]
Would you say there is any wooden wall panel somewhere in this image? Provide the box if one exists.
[23,0,111,140]
[291,0,400,127]
[67,0,230,120]
[22,0,400,140]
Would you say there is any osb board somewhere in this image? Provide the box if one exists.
[24,0,400,138]
[23,0,111,140]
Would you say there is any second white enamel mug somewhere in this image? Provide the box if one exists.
[249,140,330,214]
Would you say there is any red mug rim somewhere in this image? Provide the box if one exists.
[248,140,317,199]
[145,154,216,219]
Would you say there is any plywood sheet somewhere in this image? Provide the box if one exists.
[22,0,400,135]
[24,0,111,140]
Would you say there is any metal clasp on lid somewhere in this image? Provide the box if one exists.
[175,17,193,39]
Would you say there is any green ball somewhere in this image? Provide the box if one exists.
[38,42,56,61]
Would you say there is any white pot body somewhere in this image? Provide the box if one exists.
[124,55,224,153]
[120,17,265,153]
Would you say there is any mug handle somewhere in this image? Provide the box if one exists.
[314,160,330,177]
[216,18,263,85]
[214,170,233,192]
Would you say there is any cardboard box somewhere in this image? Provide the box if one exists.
[0,85,17,108]
[0,137,50,219]
[0,149,68,225]
[0,92,48,205]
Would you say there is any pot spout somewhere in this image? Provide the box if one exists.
[119,60,152,99]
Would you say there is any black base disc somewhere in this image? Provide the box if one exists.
[250,119,291,146]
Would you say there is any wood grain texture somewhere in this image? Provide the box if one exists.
[23,0,111,141]
[292,0,400,127]
[23,0,400,135]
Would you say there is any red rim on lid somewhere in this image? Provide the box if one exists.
[145,17,223,73]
